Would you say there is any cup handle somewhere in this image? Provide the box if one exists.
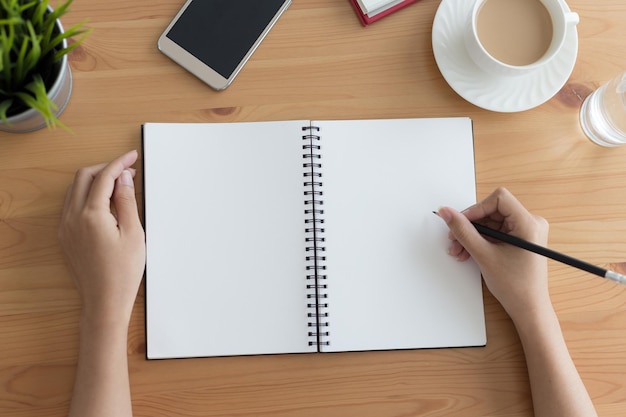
[566,12,580,26]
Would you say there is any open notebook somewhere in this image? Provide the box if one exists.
[142,118,485,359]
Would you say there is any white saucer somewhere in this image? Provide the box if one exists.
[432,0,578,112]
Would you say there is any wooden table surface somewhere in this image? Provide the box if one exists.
[2,0,626,416]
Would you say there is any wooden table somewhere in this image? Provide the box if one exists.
[2,0,626,416]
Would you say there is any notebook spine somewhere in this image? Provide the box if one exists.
[303,124,330,349]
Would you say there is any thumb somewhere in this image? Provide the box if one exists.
[438,206,489,259]
[113,170,141,231]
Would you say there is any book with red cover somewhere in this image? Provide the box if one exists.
[349,0,419,26]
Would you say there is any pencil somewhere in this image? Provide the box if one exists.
[433,212,626,285]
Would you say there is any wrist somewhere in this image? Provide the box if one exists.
[509,302,559,339]
[80,309,131,337]
[501,286,553,327]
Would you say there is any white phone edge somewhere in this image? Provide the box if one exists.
[157,0,292,91]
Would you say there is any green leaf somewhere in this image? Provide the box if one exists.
[22,20,41,78]
[45,20,88,55]
[53,26,92,60]
[0,17,22,25]
[15,75,58,129]
[14,33,30,84]
[18,1,40,16]
[0,98,13,124]
[46,0,71,24]
[0,25,14,87]
[30,1,47,31]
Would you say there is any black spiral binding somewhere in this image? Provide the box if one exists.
[302,124,330,349]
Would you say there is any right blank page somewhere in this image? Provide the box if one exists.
[315,118,485,353]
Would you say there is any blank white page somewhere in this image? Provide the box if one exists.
[356,0,396,14]
[315,118,485,353]
[144,121,313,358]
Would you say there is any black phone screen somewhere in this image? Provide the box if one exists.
[166,0,287,79]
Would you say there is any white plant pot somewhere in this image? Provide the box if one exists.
[0,16,73,133]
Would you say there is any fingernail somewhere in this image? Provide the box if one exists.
[438,207,452,223]
[120,170,134,187]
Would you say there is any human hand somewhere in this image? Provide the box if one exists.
[437,187,550,322]
[59,151,145,328]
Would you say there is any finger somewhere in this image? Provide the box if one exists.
[438,206,490,260]
[462,187,530,230]
[85,151,139,211]
[461,187,509,220]
[478,187,540,238]
[489,187,530,225]
[112,170,142,232]
[59,184,75,245]
[61,183,73,221]
[448,240,471,262]
[67,162,108,213]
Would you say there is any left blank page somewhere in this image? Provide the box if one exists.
[143,121,313,359]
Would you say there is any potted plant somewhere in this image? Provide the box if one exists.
[0,0,90,132]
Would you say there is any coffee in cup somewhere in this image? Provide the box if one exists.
[464,0,579,76]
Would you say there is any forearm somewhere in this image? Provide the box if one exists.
[512,307,597,417]
[68,316,133,417]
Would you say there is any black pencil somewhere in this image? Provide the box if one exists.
[434,212,626,285]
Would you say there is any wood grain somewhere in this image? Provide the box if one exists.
[1,0,626,416]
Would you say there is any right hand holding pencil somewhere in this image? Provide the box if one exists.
[439,188,598,417]
[437,187,551,321]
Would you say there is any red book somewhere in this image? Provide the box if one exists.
[349,0,419,26]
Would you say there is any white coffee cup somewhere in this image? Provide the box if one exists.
[464,0,579,77]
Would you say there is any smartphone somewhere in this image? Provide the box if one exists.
[158,0,291,91]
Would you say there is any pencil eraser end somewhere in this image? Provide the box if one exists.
[606,271,626,285]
